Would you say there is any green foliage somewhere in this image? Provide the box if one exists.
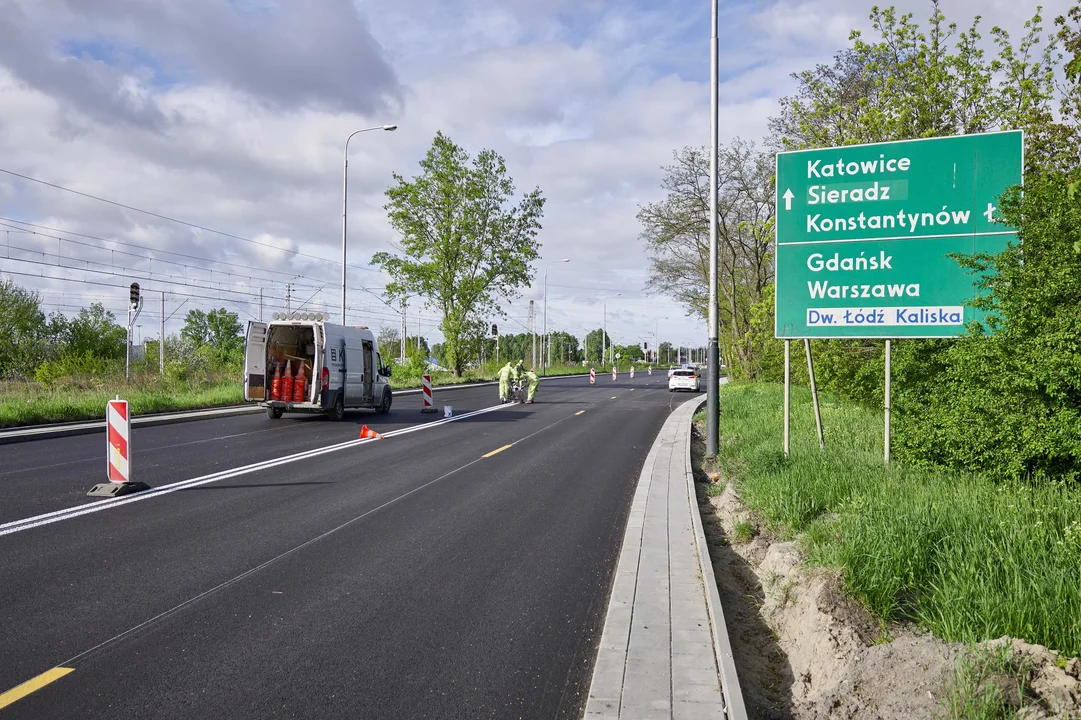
[0,278,57,378]
[942,645,1038,719]
[33,351,113,385]
[62,303,126,362]
[182,309,243,354]
[373,132,545,376]
[718,382,1081,657]
[894,172,1081,481]
[769,2,1060,150]
[583,328,612,364]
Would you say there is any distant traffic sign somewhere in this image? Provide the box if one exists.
[774,131,1023,338]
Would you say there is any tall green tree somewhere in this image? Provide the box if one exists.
[0,278,55,377]
[638,139,774,379]
[65,302,126,362]
[584,329,612,364]
[182,308,242,354]
[373,132,545,376]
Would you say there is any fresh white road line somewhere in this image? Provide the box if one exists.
[0,403,506,538]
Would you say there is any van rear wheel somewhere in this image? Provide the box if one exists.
[327,394,345,422]
[267,407,284,419]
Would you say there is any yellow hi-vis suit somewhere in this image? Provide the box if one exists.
[525,370,539,402]
[498,363,512,402]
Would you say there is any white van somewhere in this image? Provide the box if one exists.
[243,313,393,420]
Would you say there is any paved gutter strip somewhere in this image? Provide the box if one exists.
[684,396,747,719]
[584,396,745,719]
[0,373,594,444]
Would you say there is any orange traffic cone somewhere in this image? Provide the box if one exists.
[359,425,384,440]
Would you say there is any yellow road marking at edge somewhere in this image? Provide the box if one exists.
[575,411,585,416]
[482,444,513,458]
[0,667,74,710]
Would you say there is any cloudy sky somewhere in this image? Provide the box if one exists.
[0,0,1070,353]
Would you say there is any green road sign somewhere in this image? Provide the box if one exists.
[774,131,1023,338]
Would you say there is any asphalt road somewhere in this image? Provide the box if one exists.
[0,372,701,719]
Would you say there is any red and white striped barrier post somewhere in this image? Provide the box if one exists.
[421,374,438,413]
[87,396,150,497]
[612,367,617,381]
[630,366,635,379]
[589,368,595,385]
[648,366,652,376]
[107,397,129,482]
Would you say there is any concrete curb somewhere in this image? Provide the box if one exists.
[0,372,596,444]
[685,397,748,719]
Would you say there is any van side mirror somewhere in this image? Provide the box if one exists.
[382,365,392,377]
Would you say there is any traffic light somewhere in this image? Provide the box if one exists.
[644,342,649,350]
[491,323,498,336]
[129,282,141,308]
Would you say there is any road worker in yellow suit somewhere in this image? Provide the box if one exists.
[498,361,513,403]
[525,368,539,404]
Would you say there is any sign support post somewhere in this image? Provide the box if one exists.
[884,339,892,466]
[783,339,791,459]
[805,339,824,451]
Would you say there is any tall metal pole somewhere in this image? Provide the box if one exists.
[342,125,397,325]
[160,292,165,376]
[341,146,350,325]
[400,298,406,363]
[706,0,721,457]
[258,288,263,322]
[126,307,131,382]
[543,267,548,375]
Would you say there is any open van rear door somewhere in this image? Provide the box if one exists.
[244,321,268,401]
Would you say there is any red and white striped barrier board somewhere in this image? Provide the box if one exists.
[589,368,595,384]
[612,367,617,381]
[421,374,438,413]
[106,398,130,482]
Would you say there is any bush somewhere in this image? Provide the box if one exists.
[33,351,114,386]
[894,173,1081,482]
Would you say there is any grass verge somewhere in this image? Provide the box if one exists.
[0,375,242,427]
[0,365,595,427]
[715,382,1081,658]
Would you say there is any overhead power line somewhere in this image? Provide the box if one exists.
[0,167,382,274]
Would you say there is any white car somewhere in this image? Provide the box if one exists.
[668,369,700,392]
[667,364,693,378]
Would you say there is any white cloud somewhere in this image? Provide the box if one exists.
[0,0,1072,346]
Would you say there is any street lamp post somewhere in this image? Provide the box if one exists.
[706,0,721,456]
[542,258,569,375]
[342,124,397,325]
[602,293,621,366]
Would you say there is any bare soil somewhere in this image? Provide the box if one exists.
[690,425,1081,719]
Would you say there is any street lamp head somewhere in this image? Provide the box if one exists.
[561,258,569,262]
[383,124,398,131]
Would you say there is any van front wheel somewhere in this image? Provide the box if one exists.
[327,394,345,422]
[377,389,392,414]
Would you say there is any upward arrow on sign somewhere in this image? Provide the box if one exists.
[782,188,794,210]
